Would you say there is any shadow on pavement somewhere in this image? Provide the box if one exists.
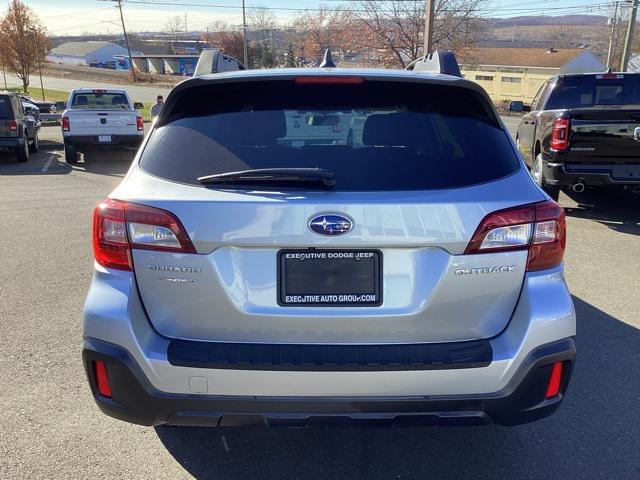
[563,188,640,237]
[70,149,135,177]
[155,297,640,480]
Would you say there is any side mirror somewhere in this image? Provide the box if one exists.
[509,101,524,112]
[133,102,144,110]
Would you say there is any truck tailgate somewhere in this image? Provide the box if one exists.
[67,110,138,136]
[569,108,640,164]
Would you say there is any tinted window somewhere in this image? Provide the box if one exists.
[0,97,10,118]
[140,81,518,191]
[546,75,640,109]
[70,92,129,109]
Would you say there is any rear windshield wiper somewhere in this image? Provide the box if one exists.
[197,168,336,189]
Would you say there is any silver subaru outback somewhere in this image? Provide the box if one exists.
[83,59,575,427]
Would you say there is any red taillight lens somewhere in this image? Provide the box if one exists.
[93,360,112,398]
[62,116,70,131]
[527,200,566,271]
[136,116,144,131]
[7,120,17,132]
[550,118,570,152]
[294,76,364,85]
[464,200,566,272]
[92,199,196,271]
[545,361,563,399]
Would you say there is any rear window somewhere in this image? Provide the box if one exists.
[70,92,129,109]
[546,75,640,109]
[0,97,11,119]
[140,81,519,191]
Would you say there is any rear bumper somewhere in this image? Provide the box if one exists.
[83,264,576,427]
[0,137,23,148]
[83,337,575,427]
[63,134,143,148]
[543,160,640,187]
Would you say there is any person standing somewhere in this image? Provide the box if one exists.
[150,95,164,118]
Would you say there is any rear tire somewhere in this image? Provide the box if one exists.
[532,154,560,201]
[29,132,39,153]
[64,143,77,164]
[15,136,29,162]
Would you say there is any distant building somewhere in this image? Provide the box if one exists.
[114,54,199,76]
[460,47,605,103]
[47,41,131,66]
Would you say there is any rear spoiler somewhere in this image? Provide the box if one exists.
[406,51,462,77]
[193,49,245,77]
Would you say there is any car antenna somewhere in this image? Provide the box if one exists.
[319,48,337,68]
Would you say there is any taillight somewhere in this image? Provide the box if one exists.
[62,116,70,131]
[93,199,196,271]
[136,116,144,131]
[93,360,112,398]
[464,200,566,272]
[7,120,17,132]
[550,118,570,152]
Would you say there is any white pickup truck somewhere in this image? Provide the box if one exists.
[61,88,145,163]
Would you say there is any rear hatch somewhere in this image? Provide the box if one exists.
[0,95,17,138]
[114,75,545,344]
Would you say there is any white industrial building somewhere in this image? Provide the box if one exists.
[47,41,130,66]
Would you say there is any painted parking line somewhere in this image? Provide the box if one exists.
[41,154,55,172]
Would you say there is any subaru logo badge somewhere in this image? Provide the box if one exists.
[308,214,353,236]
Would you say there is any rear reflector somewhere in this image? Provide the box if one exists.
[545,361,563,398]
[62,116,70,131]
[294,76,364,85]
[93,361,112,398]
[93,199,196,271]
[465,200,566,272]
[550,118,570,152]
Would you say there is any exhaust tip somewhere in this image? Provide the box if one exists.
[572,182,585,193]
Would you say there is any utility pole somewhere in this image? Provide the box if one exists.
[424,0,435,55]
[2,66,7,90]
[621,0,638,72]
[242,0,248,67]
[115,0,137,82]
[29,29,45,100]
[184,12,188,33]
[607,2,620,69]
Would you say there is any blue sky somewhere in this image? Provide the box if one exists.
[13,0,617,36]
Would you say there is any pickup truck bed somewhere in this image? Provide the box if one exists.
[62,88,144,164]
[515,73,640,198]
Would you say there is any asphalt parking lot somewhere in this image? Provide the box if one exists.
[1,127,639,479]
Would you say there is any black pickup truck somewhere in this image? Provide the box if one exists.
[512,72,640,200]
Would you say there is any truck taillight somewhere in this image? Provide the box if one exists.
[93,199,196,271]
[6,120,17,132]
[464,200,566,272]
[136,116,144,131]
[62,116,70,131]
[550,118,570,152]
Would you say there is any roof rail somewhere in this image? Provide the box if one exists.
[193,49,245,77]
[407,51,461,77]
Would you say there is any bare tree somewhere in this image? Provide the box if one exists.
[164,15,185,35]
[0,0,47,93]
[292,5,347,63]
[248,7,278,67]
[347,0,487,68]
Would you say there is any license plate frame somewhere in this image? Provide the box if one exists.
[98,135,112,143]
[278,249,382,307]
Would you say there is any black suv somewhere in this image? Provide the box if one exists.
[0,91,39,162]
[512,72,640,199]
